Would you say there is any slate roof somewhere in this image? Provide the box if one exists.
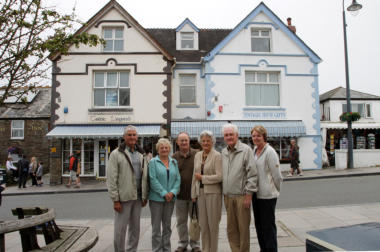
[146,28,232,62]
[320,87,380,102]
[0,88,51,119]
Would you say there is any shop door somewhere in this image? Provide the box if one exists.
[108,139,119,158]
[98,141,107,177]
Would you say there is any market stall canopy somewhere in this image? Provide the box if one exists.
[320,122,380,129]
[46,124,161,139]
[171,120,306,138]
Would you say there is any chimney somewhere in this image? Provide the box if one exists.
[287,17,296,33]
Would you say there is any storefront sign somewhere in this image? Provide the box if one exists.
[88,112,132,123]
[243,111,286,119]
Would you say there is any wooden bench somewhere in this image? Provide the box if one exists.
[0,207,98,252]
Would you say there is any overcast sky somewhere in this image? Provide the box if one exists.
[51,0,380,96]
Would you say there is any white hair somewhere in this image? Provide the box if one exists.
[198,130,216,145]
[156,138,172,152]
[222,123,239,135]
[124,125,138,135]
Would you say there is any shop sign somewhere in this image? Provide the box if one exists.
[88,112,132,123]
[243,111,286,119]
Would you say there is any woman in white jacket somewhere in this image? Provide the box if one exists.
[251,125,283,252]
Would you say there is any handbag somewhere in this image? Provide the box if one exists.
[189,201,201,241]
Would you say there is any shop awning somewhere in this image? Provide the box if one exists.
[321,122,380,129]
[171,120,306,138]
[46,125,161,139]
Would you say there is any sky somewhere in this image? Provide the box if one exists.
[50,0,380,96]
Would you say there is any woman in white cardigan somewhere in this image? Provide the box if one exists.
[191,130,222,252]
[251,125,283,252]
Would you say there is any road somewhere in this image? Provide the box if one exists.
[1,175,380,220]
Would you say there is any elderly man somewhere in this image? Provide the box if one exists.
[222,123,257,252]
[172,132,201,252]
[107,125,148,252]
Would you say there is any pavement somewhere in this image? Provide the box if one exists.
[3,166,380,251]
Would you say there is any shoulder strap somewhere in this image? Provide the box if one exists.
[118,147,134,173]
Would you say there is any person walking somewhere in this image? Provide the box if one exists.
[222,123,257,252]
[149,138,181,252]
[287,139,302,176]
[172,132,201,252]
[107,125,149,252]
[66,151,81,188]
[191,130,222,252]
[36,161,43,186]
[251,125,283,252]
[29,156,38,186]
[17,155,29,189]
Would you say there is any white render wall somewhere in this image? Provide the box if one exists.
[324,100,380,122]
[335,149,380,169]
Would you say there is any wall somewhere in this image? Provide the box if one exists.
[335,149,380,169]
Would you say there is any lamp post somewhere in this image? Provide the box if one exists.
[342,0,362,169]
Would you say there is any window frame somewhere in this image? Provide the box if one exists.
[180,32,195,50]
[103,27,124,52]
[342,103,372,118]
[251,28,272,52]
[179,73,197,104]
[93,71,131,108]
[11,120,24,140]
[245,71,280,107]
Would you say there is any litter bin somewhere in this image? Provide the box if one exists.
[0,168,6,184]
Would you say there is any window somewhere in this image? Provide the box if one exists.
[83,140,94,175]
[251,29,271,52]
[11,120,24,139]
[245,71,279,106]
[94,71,130,107]
[181,32,194,49]
[179,74,196,104]
[342,103,371,118]
[103,27,124,52]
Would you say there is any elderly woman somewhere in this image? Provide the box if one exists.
[191,130,222,252]
[251,125,283,252]
[287,139,303,176]
[29,156,38,186]
[149,138,181,252]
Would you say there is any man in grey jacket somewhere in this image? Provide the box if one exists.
[107,125,148,252]
[222,123,257,252]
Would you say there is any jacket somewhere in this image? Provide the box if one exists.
[222,141,258,196]
[107,143,148,202]
[191,149,222,199]
[254,143,283,199]
[148,156,181,202]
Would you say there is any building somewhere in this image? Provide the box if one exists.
[320,87,380,168]
[0,88,51,169]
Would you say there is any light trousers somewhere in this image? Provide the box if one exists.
[198,189,222,252]
[175,199,201,249]
[149,200,175,252]
[224,195,251,252]
[114,200,142,252]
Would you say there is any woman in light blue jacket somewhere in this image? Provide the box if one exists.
[149,138,181,252]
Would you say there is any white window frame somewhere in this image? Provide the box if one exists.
[245,71,280,107]
[93,71,130,108]
[180,32,194,50]
[342,103,371,118]
[11,120,24,139]
[251,28,271,52]
[103,27,124,52]
[179,74,196,104]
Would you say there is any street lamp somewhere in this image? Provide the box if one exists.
[342,0,362,169]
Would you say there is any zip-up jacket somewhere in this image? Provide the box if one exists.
[107,143,148,202]
[222,141,257,196]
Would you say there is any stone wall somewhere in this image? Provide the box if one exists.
[49,138,62,185]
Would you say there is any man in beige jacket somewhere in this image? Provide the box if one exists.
[222,123,257,252]
[107,125,148,252]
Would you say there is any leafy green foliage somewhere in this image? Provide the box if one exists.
[340,112,361,122]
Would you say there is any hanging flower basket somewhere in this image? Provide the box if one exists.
[340,112,361,122]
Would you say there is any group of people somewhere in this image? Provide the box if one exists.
[107,124,284,252]
[6,155,43,188]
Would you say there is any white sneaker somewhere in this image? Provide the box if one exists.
[286,173,293,177]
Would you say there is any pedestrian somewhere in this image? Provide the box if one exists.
[191,130,222,252]
[221,123,257,252]
[149,138,181,252]
[17,154,29,188]
[107,125,149,252]
[66,151,81,188]
[251,125,283,252]
[172,132,201,252]
[287,139,303,176]
[29,156,38,186]
[6,157,18,182]
[36,161,43,186]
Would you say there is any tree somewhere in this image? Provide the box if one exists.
[0,0,103,104]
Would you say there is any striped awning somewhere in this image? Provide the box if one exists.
[171,120,306,138]
[46,125,161,139]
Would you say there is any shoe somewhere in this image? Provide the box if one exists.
[65,184,71,188]
[298,173,303,176]
[74,184,80,188]
[175,247,187,252]
[286,173,293,177]
[192,248,201,252]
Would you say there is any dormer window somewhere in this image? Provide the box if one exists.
[103,27,124,52]
[181,32,194,49]
[251,29,271,52]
